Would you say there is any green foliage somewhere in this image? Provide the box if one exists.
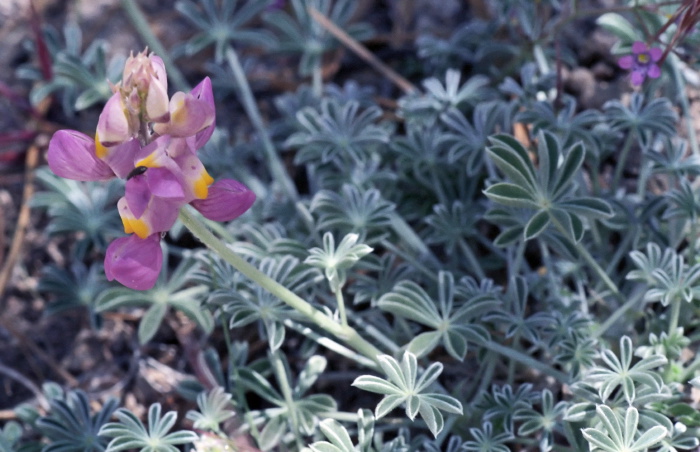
[99,404,198,452]
[31,168,123,259]
[352,352,463,437]
[263,0,373,76]
[185,387,236,432]
[95,250,213,343]
[378,272,497,360]
[305,232,373,293]
[36,390,118,452]
[25,1,700,452]
[175,0,275,62]
[485,131,613,243]
[17,22,123,114]
[581,406,667,452]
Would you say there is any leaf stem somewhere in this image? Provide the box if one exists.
[552,218,622,300]
[179,207,383,364]
[270,350,303,449]
[611,132,636,192]
[481,340,569,384]
[592,288,645,339]
[336,289,348,328]
[458,239,486,281]
[224,47,299,201]
[668,295,683,335]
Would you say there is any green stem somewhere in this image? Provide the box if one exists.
[120,0,189,92]
[551,218,622,299]
[670,54,700,156]
[335,289,348,328]
[611,132,636,192]
[389,213,440,266]
[380,239,438,283]
[508,240,526,282]
[348,313,401,354]
[270,350,303,450]
[225,47,299,201]
[458,239,486,281]
[681,352,700,381]
[668,297,683,335]
[221,323,262,443]
[481,340,569,384]
[592,288,645,339]
[312,60,323,97]
[283,319,378,369]
[179,207,383,363]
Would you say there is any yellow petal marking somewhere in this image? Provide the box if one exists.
[171,98,187,126]
[193,169,214,199]
[121,216,134,234]
[135,152,161,168]
[128,218,150,239]
[95,132,109,159]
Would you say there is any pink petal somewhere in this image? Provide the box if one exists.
[631,41,647,54]
[172,152,212,201]
[649,47,663,62]
[47,130,115,181]
[630,71,645,86]
[102,139,141,179]
[96,92,132,146]
[146,167,185,199]
[125,176,152,219]
[647,64,661,79]
[191,179,256,222]
[134,135,172,168]
[104,234,162,290]
[190,77,216,149]
[143,197,181,232]
[146,76,170,123]
[618,55,634,70]
[152,92,215,138]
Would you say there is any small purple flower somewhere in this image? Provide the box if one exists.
[618,41,663,86]
[47,51,256,291]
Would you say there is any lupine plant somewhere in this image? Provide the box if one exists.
[9,0,700,451]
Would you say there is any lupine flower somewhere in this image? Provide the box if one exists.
[47,49,255,290]
[618,41,663,86]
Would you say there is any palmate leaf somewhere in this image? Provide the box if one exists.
[305,232,373,293]
[288,99,390,166]
[263,0,373,76]
[0,422,21,452]
[241,355,336,443]
[485,131,613,243]
[582,406,667,452]
[352,353,462,437]
[37,390,118,452]
[603,93,677,146]
[99,404,198,452]
[309,419,356,452]
[311,185,395,244]
[175,0,275,63]
[463,422,512,452]
[581,336,667,405]
[378,272,497,360]
[185,387,235,432]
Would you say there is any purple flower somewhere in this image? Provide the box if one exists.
[47,53,255,291]
[618,41,663,86]
[104,234,163,291]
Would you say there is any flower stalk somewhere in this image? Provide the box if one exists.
[178,206,383,365]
